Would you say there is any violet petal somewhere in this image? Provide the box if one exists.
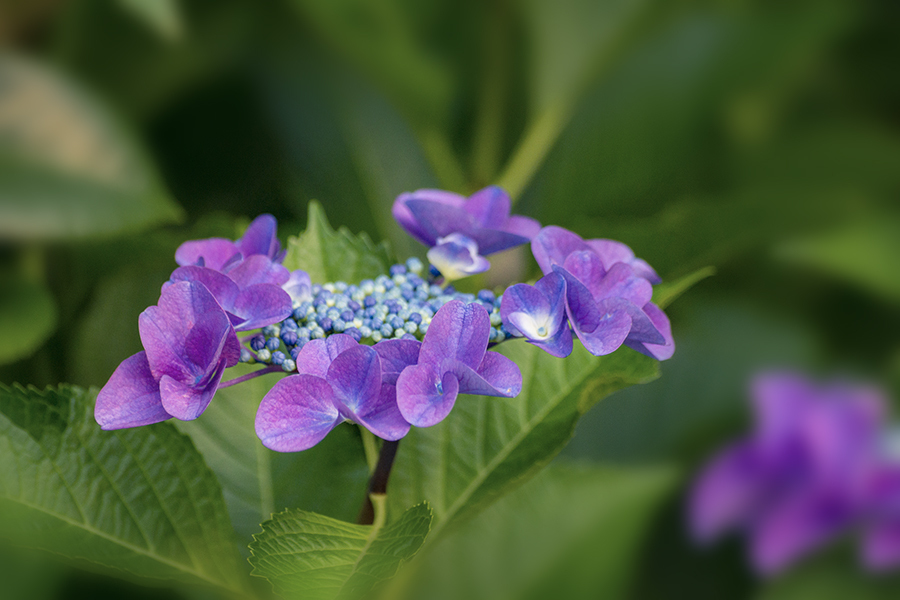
[255,375,342,452]
[352,384,411,441]
[419,300,489,370]
[158,357,228,421]
[175,238,241,271]
[95,352,171,430]
[237,214,279,259]
[464,186,511,229]
[532,226,592,274]
[373,339,422,385]
[449,352,522,398]
[231,284,293,331]
[294,334,359,377]
[624,302,673,359]
[327,345,382,415]
[169,266,240,312]
[226,254,290,288]
[396,364,460,427]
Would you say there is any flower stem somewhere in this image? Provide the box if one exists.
[356,439,400,525]
[218,365,282,388]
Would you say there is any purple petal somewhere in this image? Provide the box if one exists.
[449,352,522,398]
[226,254,290,288]
[554,266,632,356]
[464,186,511,229]
[405,199,479,245]
[231,284,293,331]
[562,250,606,292]
[237,214,279,259]
[396,364,460,427]
[158,357,228,421]
[169,266,240,312]
[532,322,574,358]
[95,352,171,430]
[393,189,467,246]
[591,263,653,307]
[586,239,661,283]
[624,302,673,359]
[373,339,422,385]
[750,488,854,575]
[420,300,489,370]
[353,384,411,441]
[294,334,359,377]
[466,228,533,255]
[863,519,900,571]
[427,234,491,280]
[283,269,312,303]
[504,215,542,240]
[255,375,342,452]
[751,372,818,446]
[501,273,569,356]
[175,238,241,271]
[531,226,592,274]
[327,345,382,415]
[623,302,666,346]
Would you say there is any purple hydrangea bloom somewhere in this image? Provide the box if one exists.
[393,186,541,255]
[395,300,522,427]
[426,233,490,281]
[175,214,285,271]
[95,281,240,429]
[531,226,673,359]
[690,372,887,575]
[255,335,411,452]
[500,271,573,357]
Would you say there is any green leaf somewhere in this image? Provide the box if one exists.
[0,276,57,366]
[0,384,249,593]
[116,0,184,41]
[652,266,716,309]
[405,462,678,600]
[0,55,183,241]
[388,341,659,541]
[249,502,433,600]
[283,201,392,284]
[775,218,900,304]
[175,364,369,547]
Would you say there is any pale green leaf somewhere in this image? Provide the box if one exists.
[0,55,183,241]
[249,502,433,600]
[283,201,392,284]
[0,384,249,593]
[652,266,716,309]
[405,462,678,600]
[388,341,659,541]
[0,276,57,365]
[117,0,184,41]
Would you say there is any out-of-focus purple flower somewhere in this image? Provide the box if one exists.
[95,281,240,429]
[395,300,522,427]
[283,269,312,304]
[426,233,490,281]
[255,335,411,452]
[500,271,572,357]
[393,186,540,255]
[531,226,673,359]
[175,214,285,271]
[689,372,887,575]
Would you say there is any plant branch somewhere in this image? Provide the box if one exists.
[218,365,282,388]
[356,439,400,525]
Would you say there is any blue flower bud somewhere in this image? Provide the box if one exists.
[290,346,302,360]
[257,348,272,362]
[406,257,423,273]
[390,315,404,329]
[344,327,362,341]
[240,348,255,363]
[281,358,296,372]
[409,312,423,324]
[380,324,393,337]
[281,330,298,346]
[250,335,266,351]
[271,351,285,365]
[265,337,281,351]
[320,317,333,332]
[390,264,407,276]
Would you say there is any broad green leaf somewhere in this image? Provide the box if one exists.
[175,364,369,547]
[117,0,184,41]
[653,266,716,309]
[0,384,249,593]
[404,462,678,600]
[0,544,65,600]
[388,341,659,541]
[0,275,57,365]
[775,218,900,304]
[249,502,433,600]
[283,201,392,284]
[0,55,183,241]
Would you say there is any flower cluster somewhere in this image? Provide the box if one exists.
[96,185,674,455]
[690,371,900,574]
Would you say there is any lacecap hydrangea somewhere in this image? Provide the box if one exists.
[95,186,674,453]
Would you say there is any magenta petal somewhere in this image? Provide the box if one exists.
[449,352,522,398]
[396,364,460,427]
[419,300,489,370]
[169,266,240,311]
[226,254,290,287]
[231,284,293,331]
[373,339,421,385]
[294,334,359,377]
[327,346,382,415]
[353,384,410,441]
[624,303,673,360]
[465,186,511,229]
[531,226,592,274]
[255,375,342,452]
[237,214,279,259]
[863,519,900,570]
[158,357,227,421]
[175,238,241,271]
[95,352,170,430]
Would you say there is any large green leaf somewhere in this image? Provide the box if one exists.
[652,266,716,310]
[387,341,659,541]
[117,0,184,41]
[283,201,392,284]
[0,275,58,366]
[0,384,249,594]
[0,55,183,241]
[404,462,678,600]
[249,502,433,600]
[175,364,369,547]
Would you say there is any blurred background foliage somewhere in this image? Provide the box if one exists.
[0,0,898,598]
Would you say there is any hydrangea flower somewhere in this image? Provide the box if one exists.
[393,186,541,255]
[175,214,285,271]
[395,300,522,427]
[426,233,490,282]
[95,281,240,429]
[255,334,411,451]
[690,372,888,575]
[500,271,572,357]
[530,226,673,359]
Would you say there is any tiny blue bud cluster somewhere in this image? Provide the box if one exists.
[241,257,509,370]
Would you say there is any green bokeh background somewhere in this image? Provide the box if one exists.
[1,0,898,598]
